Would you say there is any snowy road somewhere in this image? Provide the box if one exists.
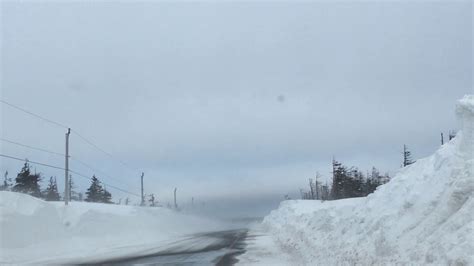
[87,229,248,266]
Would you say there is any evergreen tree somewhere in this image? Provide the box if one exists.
[85,175,104,202]
[331,160,346,200]
[44,176,60,201]
[102,186,113,204]
[12,162,42,198]
[331,162,387,199]
[403,145,415,167]
[350,168,365,198]
[364,167,382,194]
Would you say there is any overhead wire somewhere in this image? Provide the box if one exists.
[0,137,65,157]
[0,153,65,171]
[0,153,140,198]
[70,156,141,192]
[1,98,141,173]
[1,137,141,191]
[69,169,140,197]
[70,130,138,172]
[0,99,69,129]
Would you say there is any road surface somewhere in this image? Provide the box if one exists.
[88,229,248,266]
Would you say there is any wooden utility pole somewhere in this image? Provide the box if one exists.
[140,172,144,206]
[315,172,319,200]
[69,174,73,202]
[64,128,70,205]
[174,188,178,209]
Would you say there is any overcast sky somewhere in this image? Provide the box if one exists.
[1,1,472,217]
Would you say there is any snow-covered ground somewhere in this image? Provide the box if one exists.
[0,192,227,264]
[2,96,472,265]
[240,95,473,265]
[237,223,294,266]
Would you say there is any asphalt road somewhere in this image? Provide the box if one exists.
[88,229,248,266]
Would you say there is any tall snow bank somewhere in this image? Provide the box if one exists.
[0,191,225,264]
[262,95,474,265]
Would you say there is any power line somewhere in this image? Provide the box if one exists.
[69,169,140,197]
[0,99,69,129]
[0,154,65,170]
[0,153,140,198]
[1,99,139,173]
[0,138,140,197]
[0,137,65,157]
[71,130,138,172]
[70,156,141,191]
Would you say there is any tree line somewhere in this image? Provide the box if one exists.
[300,145,416,201]
[0,160,164,207]
[300,162,391,201]
[330,161,390,200]
[0,161,112,203]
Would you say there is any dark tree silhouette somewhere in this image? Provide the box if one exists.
[12,162,42,198]
[85,175,104,203]
[403,145,415,167]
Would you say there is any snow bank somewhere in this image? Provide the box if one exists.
[0,192,225,264]
[261,95,474,265]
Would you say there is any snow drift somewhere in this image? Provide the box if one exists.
[0,192,225,264]
[261,95,474,265]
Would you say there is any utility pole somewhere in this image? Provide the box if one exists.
[174,188,178,209]
[69,174,73,202]
[441,132,444,145]
[64,128,71,206]
[140,172,144,206]
[315,172,319,200]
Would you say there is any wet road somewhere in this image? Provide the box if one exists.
[89,229,248,266]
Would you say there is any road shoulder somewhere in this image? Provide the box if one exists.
[236,224,296,266]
